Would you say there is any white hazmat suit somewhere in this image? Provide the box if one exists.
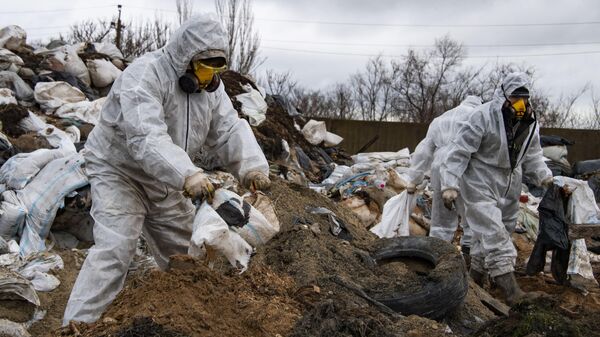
[406,96,482,244]
[440,73,551,278]
[63,15,268,324]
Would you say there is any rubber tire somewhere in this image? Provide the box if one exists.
[369,236,468,319]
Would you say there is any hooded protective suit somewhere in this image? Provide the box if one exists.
[440,72,551,277]
[407,96,482,244]
[63,14,268,324]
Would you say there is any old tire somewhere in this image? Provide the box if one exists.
[369,236,468,319]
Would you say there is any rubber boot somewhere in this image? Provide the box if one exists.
[493,272,541,306]
[461,245,471,270]
[470,268,486,287]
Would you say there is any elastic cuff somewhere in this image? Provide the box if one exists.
[489,264,515,278]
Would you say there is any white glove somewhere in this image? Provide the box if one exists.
[184,171,215,203]
[244,171,271,191]
[541,176,554,188]
[406,182,417,194]
[442,189,459,210]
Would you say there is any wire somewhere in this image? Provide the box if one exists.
[0,5,116,15]
[262,46,600,59]
[116,6,600,28]
[263,38,600,48]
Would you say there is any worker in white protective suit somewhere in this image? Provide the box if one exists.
[440,72,552,305]
[406,95,482,256]
[63,15,270,324]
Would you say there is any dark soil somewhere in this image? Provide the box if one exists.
[110,317,188,337]
[9,132,52,153]
[0,103,29,137]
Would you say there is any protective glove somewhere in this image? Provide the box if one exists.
[541,176,554,188]
[442,189,458,210]
[244,171,271,191]
[406,182,417,194]
[184,171,215,203]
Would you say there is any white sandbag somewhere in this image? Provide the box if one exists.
[64,126,81,143]
[18,253,63,278]
[0,268,39,307]
[0,191,27,240]
[0,71,33,101]
[370,190,417,238]
[92,42,124,59]
[242,191,280,245]
[58,45,91,86]
[321,165,352,186]
[0,149,66,190]
[0,49,23,72]
[188,200,252,272]
[54,97,106,124]
[567,239,598,287]
[352,148,411,164]
[86,58,122,88]
[543,145,570,168]
[20,112,77,154]
[17,153,88,256]
[324,131,343,147]
[33,81,86,112]
[0,26,27,51]
[0,88,17,105]
[553,176,600,223]
[28,271,60,292]
[235,86,267,126]
[302,119,327,145]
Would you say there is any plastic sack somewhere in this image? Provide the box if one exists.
[0,149,65,190]
[20,112,77,154]
[0,191,27,240]
[17,153,88,256]
[47,44,91,86]
[0,49,24,72]
[54,96,106,124]
[573,159,600,177]
[352,148,410,164]
[567,239,599,288]
[0,26,27,51]
[91,42,124,59]
[554,176,600,223]
[18,253,63,291]
[34,81,87,112]
[235,85,267,126]
[370,190,417,238]
[86,58,122,88]
[0,88,17,105]
[301,119,343,147]
[321,165,352,186]
[0,268,40,307]
[0,71,33,101]
[188,200,253,272]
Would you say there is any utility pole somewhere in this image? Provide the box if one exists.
[115,4,123,50]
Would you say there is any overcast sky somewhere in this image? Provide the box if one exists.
[3,0,600,112]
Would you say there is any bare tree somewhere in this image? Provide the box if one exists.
[352,56,397,121]
[263,69,297,97]
[538,85,590,128]
[176,0,194,25]
[68,19,113,43]
[215,0,264,74]
[329,83,355,120]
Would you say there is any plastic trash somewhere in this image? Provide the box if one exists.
[0,191,27,240]
[352,148,411,164]
[41,44,91,86]
[0,88,17,105]
[54,96,106,125]
[235,84,267,126]
[20,112,77,153]
[0,268,40,306]
[370,190,417,238]
[33,81,87,112]
[0,49,24,72]
[91,42,124,59]
[301,119,343,147]
[0,149,65,190]
[0,71,34,101]
[307,207,352,240]
[86,58,122,88]
[0,26,27,51]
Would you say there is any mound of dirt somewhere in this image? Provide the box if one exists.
[79,256,301,337]
[9,132,52,152]
[0,103,29,137]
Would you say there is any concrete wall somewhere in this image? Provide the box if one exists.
[322,119,600,163]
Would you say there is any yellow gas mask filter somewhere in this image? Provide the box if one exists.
[512,98,527,119]
[192,61,227,89]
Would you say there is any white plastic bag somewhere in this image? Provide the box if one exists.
[301,120,342,147]
[0,149,65,190]
[235,86,267,126]
[33,81,87,112]
[188,201,253,272]
[324,131,343,147]
[55,96,106,124]
[370,190,417,238]
[0,191,27,240]
[86,59,122,88]
[92,42,124,59]
[20,112,77,154]
[352,148,411,164]
[0,88,17,105]
[0,26,27,51]
[0,49,24,72]
[0,71,33,102]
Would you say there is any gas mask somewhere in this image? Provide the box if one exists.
[501,85,531,121]
[178,59,227,94]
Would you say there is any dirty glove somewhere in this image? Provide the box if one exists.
[244,171,271,191]
[541,176,554,188]
[442,189,458,210]
[184,171,215,203]
[406,182,417,194]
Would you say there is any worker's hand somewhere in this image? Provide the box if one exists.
[541,176,554,188]
[184,171,215,203]
[442,189,459,210]
[406,182,417,194]
[244,171,271,192]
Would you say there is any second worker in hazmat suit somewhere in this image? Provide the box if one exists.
[440,72,552,305]
[406,95,482,255]
[63,14,270,324]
